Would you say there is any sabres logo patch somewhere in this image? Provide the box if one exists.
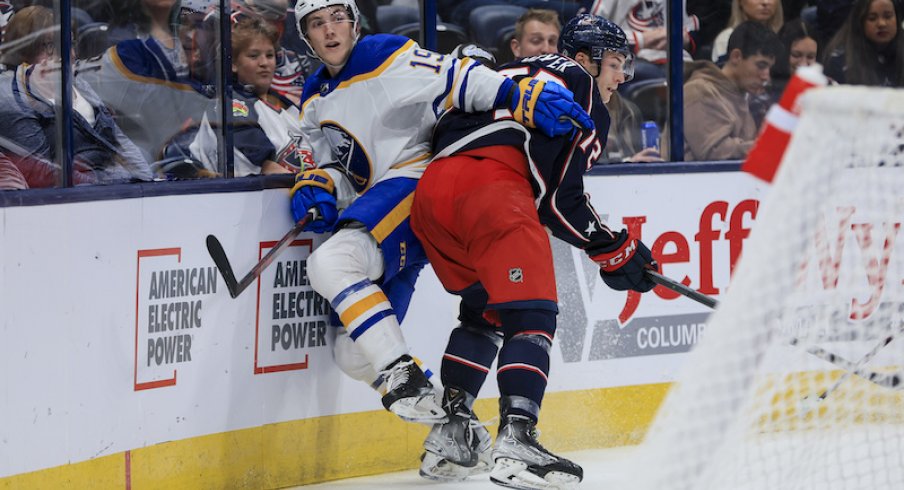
[321,122,373,192]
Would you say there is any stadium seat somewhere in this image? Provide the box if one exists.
[494,26,516,65]
[376,5,440,33]
[622,78,668,128]
[392,22,469,54]
[468,5,526,52]
[77,22,112,59]
[801,5,817,25]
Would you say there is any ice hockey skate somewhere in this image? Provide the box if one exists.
[419,387,493,481]
[490,413,583,490]
[380,355,447,424]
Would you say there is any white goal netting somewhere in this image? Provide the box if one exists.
[632,86,904,490]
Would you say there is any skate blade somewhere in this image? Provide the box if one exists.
[388,395,448,424]
[490,458,580,490]
[419,451,491,482]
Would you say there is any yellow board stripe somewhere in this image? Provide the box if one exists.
[372,193,415,243]
[338,291,388,327]
[0,384,669,489]
[7,371,901,489]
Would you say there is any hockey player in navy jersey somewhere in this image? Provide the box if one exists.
[288,0,594,432]
[410,15,659,488]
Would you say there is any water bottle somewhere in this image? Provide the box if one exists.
[641,121,660,152]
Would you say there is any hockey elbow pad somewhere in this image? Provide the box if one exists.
[290,169,338,233]
[510,78,594,138]
[587,230,657,293]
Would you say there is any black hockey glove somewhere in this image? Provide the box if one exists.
[587,230,657,293]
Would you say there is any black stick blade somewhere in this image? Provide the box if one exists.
[206,234,240,298]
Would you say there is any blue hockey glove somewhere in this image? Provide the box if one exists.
[290,169,338,233]
[587,230,657,293]
[510,78,594,138]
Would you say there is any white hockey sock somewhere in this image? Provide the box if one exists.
[332,279,408,371]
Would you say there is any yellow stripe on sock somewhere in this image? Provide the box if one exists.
[339,291,389,327]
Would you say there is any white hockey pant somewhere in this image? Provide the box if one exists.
[307,226,408,377]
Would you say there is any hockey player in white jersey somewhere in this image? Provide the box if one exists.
[288,0,594,431]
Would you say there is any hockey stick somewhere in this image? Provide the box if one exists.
[643,270,903,393]
[645,270,719,309]
[206,210,316,299]
[794,330,904,401]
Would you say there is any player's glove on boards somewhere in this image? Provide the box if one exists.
[290,169,338,233]
[587,230,657,292]
[509,78,594,138]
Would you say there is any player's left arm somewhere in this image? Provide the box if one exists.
[395,47,592,136]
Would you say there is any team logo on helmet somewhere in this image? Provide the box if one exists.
[320,122,371,192]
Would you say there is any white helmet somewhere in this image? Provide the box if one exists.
[294,0,360,37]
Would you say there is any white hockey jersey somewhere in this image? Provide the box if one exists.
[296,34,511,206]
[583,0,699,63]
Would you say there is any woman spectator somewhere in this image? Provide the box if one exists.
[0,6,152,186]
[78,0,217,165]
[823,0,903,86]
[600,92,663,163]
[712,0,784,62]
[770,18,818,90]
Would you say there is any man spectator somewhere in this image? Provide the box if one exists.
[683,20,783,161]
[509,8,560,59]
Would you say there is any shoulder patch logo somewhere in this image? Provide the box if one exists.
[509,268,523,283]
[232,99,249,117]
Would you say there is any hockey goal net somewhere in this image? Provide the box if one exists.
[633,86,904,490]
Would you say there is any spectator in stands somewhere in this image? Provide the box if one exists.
[769,18,818,90]
[0,151,27,190]
[684,21,783,161]
[446,0,581,36]
[0,1,13,47]
[104,0,190,75]
[711,0,784,63]
[687,0,732,59]
[582,0,700,82]
[601,90,663,163]
[0,6,152,184]
[815,0,855,50]
[230,0,317,106]
[507,7,661,163]
[77,0,217,166]
[164,16,302,177]
[781,18,819,72]
[823,0,903,86]
[509,8,560,59]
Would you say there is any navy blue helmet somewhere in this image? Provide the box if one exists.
[559,14,634,81]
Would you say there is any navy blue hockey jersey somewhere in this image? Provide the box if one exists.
[431,53,617,250]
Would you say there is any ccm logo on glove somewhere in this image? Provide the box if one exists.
[587,229,657,293]
[591,239,639,271]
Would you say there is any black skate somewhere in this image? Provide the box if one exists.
[490,414,583,490]
[419,387,493,481]
[380,355,447,424]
